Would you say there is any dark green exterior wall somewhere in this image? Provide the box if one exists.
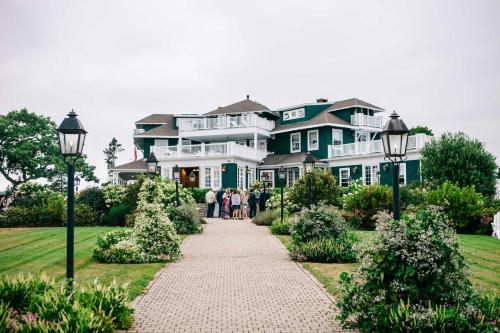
[143,138,178,157]
[222,163,237,189]
[331,164,362,183]
[278,104,331,125]
[379,160,421,186]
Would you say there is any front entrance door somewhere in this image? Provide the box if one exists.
[181,167,199,188]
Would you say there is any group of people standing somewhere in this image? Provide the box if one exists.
[205,187,269,220]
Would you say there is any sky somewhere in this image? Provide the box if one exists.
[1,0,499,190]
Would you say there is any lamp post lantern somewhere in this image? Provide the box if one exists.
[278,166,286,223]
[74,176,80,192]
[146,152,158,177]
[303,152,315,209]
[188,171,196,192]
[381,111,409,220]
[173,165,180,206]
[57,110,87,285]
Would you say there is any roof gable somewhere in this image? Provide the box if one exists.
[135,114,172,124]
[325,98,384,112]
[204,97,271,116]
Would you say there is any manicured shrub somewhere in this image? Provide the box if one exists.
[290,205,357,263]
[102,204,130,226]
[287,170,341,212]
[252,210,280,226]
[190,188,209,204]
[159,178,196,207]
[337,208,499,332]
[102,184,128,208]
[94,178,181,264]
[167,204,203,234]
[269,216,291,235]
[63,204,100,226]
[76,187,107,213]
[425,181,484,233]
[0,207,37,227]
[342,184,392,230]
[400,182,426,212]
[0,273,133,331]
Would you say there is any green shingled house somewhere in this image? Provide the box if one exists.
[110,96,431,189]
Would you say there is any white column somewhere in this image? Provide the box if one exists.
[178,137,182,157]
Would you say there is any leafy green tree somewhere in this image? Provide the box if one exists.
[421,132,497,197]
[409,125,433,136]
[288,169,341,212]
[0,109,98,189]
[104,137,124,170]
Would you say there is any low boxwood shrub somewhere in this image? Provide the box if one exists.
[337,208,499,332]
[0,273,133,331]
[0,207,37,227]
[252,210,280,226]
[63,204,100,226]
[269,216,291,235]
[189,188,209,204]
[342,184,392,230]
[289,204,357,263]
[167,204,203,234]
[425,181,484,233]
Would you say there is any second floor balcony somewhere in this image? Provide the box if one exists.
[350,113,384,128]
[176,113,275,141]
[327,134,432,158]
[151,141,270,162]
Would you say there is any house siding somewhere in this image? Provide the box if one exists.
[379,160,421,186]
[222,163,237,189]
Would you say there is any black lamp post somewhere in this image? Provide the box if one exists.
[57,110,87,286]
[173,165,180,206]
[381,111,409,220]
[303,152,315,209]
[146,152,158,178]
[278,166,286,223]
[74,176,81,192]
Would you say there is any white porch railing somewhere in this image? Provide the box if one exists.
[350,114,384,128]
[177,113,275,132]
[151,141,269,161]
[328,134,432,158]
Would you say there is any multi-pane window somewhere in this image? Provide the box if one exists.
[399,163,406,185]
[247,168,256,186]
[290,132,301,153]
[340,168,350,187]
[260,170,274,189]
[332,129,343,146]
[283,108,305,120]
[237,167,245,189]
[213,167,221,188]
[364,165,380,185]
[307,130,319,151]
[287,168,300,187]
[204,167,212,188]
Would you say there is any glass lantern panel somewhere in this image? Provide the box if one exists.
[401,133,408,155]
[389,134,403,156]
[304,163,315,174]
[60,133,80,155]
[78,133,86,154]
[147,163,157,173]
[382,133,390,156]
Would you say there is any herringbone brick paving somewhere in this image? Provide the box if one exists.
[128,218,352,332]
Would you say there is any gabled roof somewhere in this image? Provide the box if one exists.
[272,109,350,133]
[135,114,171,124]
[110,159,147,171]
[260,152,326,167]
[136,122,178,137]
[324,98,384,112]
[204,97,273,116]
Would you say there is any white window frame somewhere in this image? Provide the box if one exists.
[237,167,245,189]
[204,167,212,188]
[204,166,221,189]
[399,163,406,185]
[290,132,301,153]
[247,168,256,186]
[364,165,379,186]
[332,129,343,146]
[339,168,350,187]
[283,108,305,121]
[307,129,319,151]
[287,168,300,187]
[213,167,221,188]
[259,170,274,188]
[154,139,169,146]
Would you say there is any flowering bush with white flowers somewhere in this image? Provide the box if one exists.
[102,184,128,208]
[337,208,499,332]
[94,178,180,263]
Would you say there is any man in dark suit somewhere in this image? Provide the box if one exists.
[216,187,225,218]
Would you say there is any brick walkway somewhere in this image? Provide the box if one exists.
[128,218,350,332]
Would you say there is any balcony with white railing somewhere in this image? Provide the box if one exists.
[327,134,432,158]
[350,113,384,128]
[150,141,269,162]
[176,113,275,140]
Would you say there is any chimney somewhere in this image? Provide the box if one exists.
[246,94,250,100]
[316,98,328,103]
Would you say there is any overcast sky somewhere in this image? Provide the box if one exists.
[1,0,499,190]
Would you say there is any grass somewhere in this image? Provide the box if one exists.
[0,227,173,299]
[277,231,500,297]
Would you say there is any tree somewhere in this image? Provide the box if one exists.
[103,137,124,171]
[0,109,98,189]
[420,132,497,197]
[409,125,433,136]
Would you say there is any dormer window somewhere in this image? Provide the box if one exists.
[283,108,305,121]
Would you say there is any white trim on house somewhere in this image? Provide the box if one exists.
[339,167,350,187]
[290,132,301,153]
[326,104,385,113]
[272,122,359,135]
[133,135,178,138]
[307,129,319,151]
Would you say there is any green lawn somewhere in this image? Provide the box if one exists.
[276,231,500,297]
[0,227,167,299]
